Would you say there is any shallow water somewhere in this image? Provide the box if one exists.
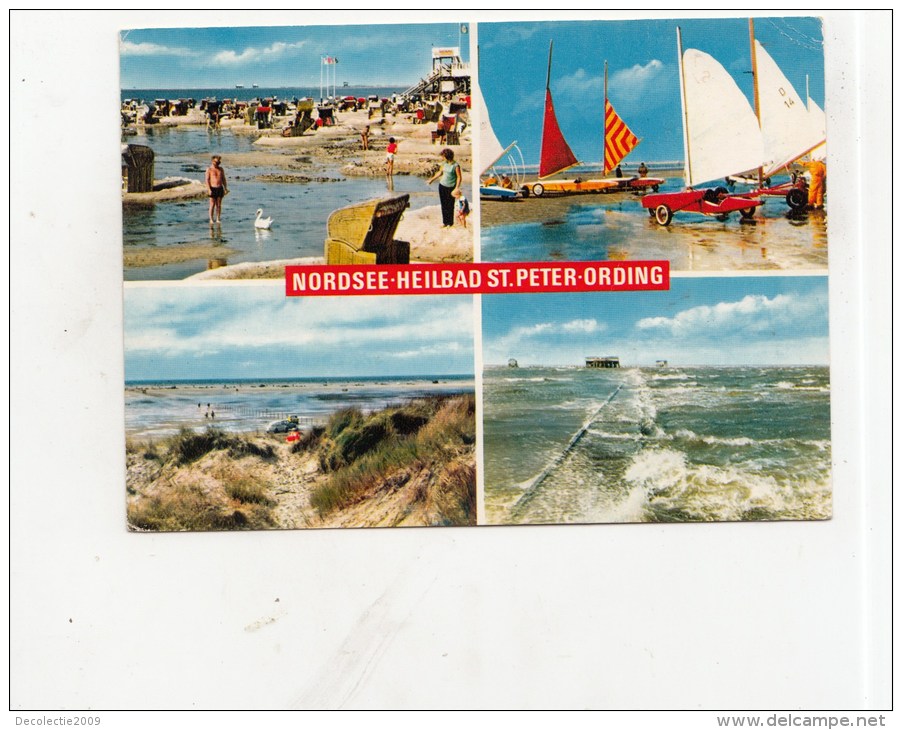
[122,124,454,280]
[480,174,827,271]
[482,365,831,524]
[125,375,474,438]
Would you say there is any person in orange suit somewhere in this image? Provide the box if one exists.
[802,160,826,209]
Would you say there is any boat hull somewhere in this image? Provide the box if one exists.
[529,176,664,197]
[480,185,521,200]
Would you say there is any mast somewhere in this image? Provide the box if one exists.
[546,40,553,91]
[604,61,608,174]
[749,19,764,187]
[538,39,579,179]
[676,26,692,188]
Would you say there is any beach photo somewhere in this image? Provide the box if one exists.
[124,286,476,529]
[481,276,831,525]
[121,22,474,280]
[477,17,827,271]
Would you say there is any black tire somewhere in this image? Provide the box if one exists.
[648,206,656,217]
[532,183,545,197]
[786,188,807,210]
[520,185,530,199]
[740,207,756,218]
[654,205,673,226]
[715,213,730,222]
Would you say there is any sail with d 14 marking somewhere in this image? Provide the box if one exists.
[753,38,826,178]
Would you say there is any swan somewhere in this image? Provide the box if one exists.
[254,208,273,229]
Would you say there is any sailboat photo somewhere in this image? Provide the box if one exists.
[640,27,766,225]
[477,82,526,200]
[724,21,827,210]
[527,41,664,197]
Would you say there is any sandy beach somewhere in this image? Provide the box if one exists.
[479,170,828,272]
[126,392,477,530]
[123,105,474,277]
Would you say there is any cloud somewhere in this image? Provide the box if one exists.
[610,59,665,91]
[562,318,601,333]
[635,293,817,337]
[489,318,607,361]
[124,291,473,359]
[210,40,306,66]
[120,40,195,57]
[553,68,604,98]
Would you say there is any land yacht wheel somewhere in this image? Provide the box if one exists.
[532,183,545,197]
[786,188,807,210]
[715,213,730,222]
[740,207,756,218]
[654,205,673,226]
[648,206,656,217]
[520,185,530,199]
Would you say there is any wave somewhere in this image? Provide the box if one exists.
[622,448,831,522]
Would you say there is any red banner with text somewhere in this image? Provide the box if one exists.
[285,261,670,297]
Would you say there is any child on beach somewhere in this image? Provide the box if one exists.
[455,192,470,228]
[385,137,398,176]
[361,125,370,151]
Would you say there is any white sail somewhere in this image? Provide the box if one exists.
[681,48,765,187]
[754,40,825,176]
[475,83,511,175]
[807,95,827,162]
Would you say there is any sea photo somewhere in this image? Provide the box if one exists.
[121,22,474,280]
[482,276,831,525]
[124,286,476,530]
[477,17,827,271]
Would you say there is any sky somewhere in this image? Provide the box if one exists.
[482,275,829,367]
[478,16,825,165]
[120,22,471,89]
[124,287,474,381]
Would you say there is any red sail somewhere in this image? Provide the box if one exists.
[539,88,578,178]
[604,99,639,174]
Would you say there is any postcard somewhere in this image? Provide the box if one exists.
[121,16,829,530]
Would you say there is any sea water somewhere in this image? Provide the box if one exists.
[482,365,831,524]
[125,375,473,438]
[122,88,466,280]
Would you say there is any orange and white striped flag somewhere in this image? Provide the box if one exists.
[604,100,638,174]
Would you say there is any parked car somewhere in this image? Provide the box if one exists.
[267,417,300,434]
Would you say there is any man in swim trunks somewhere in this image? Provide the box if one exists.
[205,155,228,224]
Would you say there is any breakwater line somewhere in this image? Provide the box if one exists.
[511,384,623,518]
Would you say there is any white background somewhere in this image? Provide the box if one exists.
[8,9,893,717]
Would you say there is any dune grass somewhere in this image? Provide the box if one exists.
[308,395,476,523]
[126,427,277,531]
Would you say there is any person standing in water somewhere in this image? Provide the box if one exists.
[385,137,398,177]
[205,155,228,224]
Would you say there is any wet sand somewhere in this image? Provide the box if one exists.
[123,105,474,276]
[124,242,239,268]
[480,180,828,272]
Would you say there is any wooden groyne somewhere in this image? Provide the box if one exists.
[510,384,623,518]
